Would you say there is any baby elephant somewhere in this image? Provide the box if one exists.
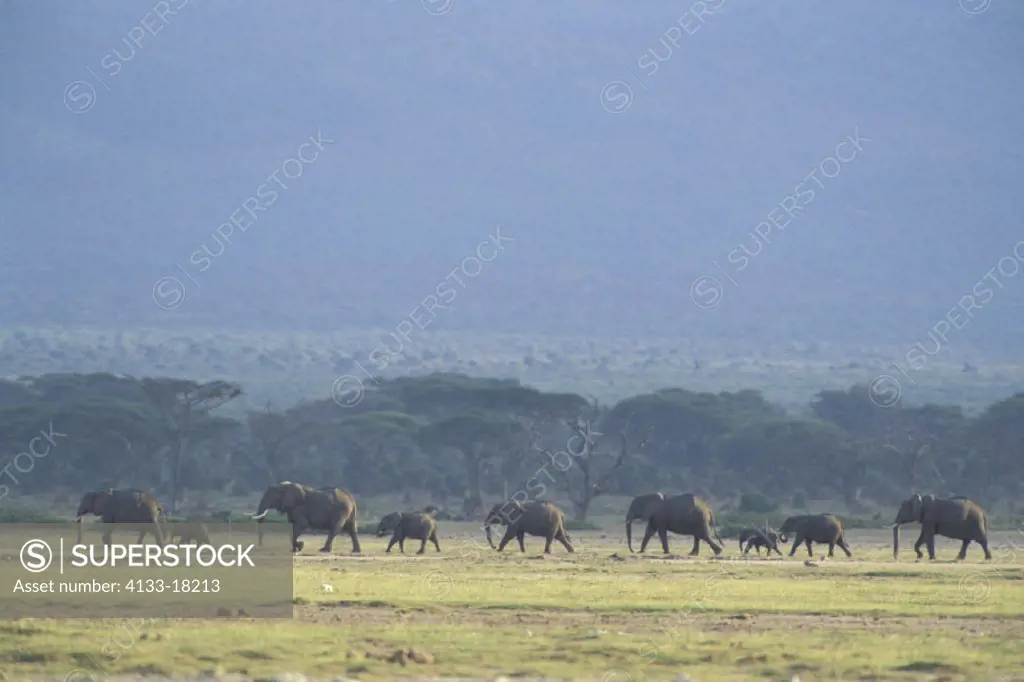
[167,520,212,546]
[376,511,441,554]
[738,527,782,556]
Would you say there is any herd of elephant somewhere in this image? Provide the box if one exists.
[71,483,995,561]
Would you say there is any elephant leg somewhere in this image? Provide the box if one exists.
[544,534,554,554]
[321,523,339,553]
[788,534,802,556]
[754,545,761,556]
[659,526,670,554]
[639,521,656,553]
[705,531,723,556]
[978,535,992,560]
[345,519,362,554]
[103,529,113,546]
[956,539,970,561]
[431,532,441,553]
[922,529,937,560]
[497,528,513,552]
[838,537,853,557]
[742,542,750,556]
[417,537,427,555]
[804,539,813,556]
[291,523,306,553]
[689,536,700,556]
[913,531,926,559]
[399,537,406,553]
[828,542,835,557]
[556,528,574,553]
[386,535,398,553]
[517,530,526,553]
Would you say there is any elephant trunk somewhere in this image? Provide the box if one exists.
[892,523,901,559]
[626,518,634,553]
[485,524,496,549]
[76,516,83,544]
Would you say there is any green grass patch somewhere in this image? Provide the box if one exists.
[1,531,1021,680]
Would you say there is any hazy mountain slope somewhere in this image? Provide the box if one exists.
[1,0,1022,349]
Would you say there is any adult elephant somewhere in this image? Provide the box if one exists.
[484,500,574,554]
[75,489,166,546]
[250,481,361,554]
[779,514,852,558]
[639,493,723,556]
[625,492,666,553]
[892,493,991,561]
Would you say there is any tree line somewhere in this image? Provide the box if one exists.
[0,371,1020,520]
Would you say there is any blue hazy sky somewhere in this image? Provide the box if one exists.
[1,0,1022,348]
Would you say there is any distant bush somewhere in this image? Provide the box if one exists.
[738,492,779,514]
[0,505,63,522]
[564,519,600,531]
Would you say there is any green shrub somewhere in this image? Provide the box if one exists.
[0,505,63,523]
[564,519,600,531]
[738,492,779,514]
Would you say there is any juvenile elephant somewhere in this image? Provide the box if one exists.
[250,481,361,553]
[892,493,991,561]
[779,514,852,558]
[625,492,666,552]
[167,519,212,546]
[738,527,782,556]
[75,489,166,546]
[376,511,441,554]
[639,493,723,556]
[484,500,574,554]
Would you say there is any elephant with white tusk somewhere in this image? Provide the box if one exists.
[251,481,360,554]
[75,489,166,546]
[484,500,574,554]
[892,492,991,561]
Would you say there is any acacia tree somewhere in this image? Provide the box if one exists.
[242,402,312,485]
[418,410,526,518]
[140,378,242,513]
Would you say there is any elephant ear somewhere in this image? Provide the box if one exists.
[281,483,307,509]
[94,491,113,512]
[909,492,924,520]
[920,494,936,518]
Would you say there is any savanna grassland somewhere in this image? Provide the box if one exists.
[3,527,1023,682]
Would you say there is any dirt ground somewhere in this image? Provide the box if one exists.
[295,600,1024,637]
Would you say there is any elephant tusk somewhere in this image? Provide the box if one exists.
[251,510,270,520]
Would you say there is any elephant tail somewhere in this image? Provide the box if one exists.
[710,514,723,545]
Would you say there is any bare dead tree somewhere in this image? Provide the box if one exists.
[528,412,649,521]
[880,425,936,494]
